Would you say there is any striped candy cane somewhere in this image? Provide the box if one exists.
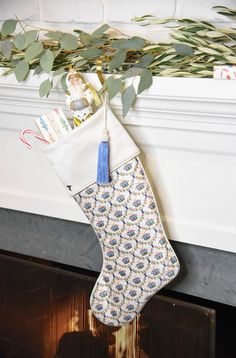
[20,129,50,149]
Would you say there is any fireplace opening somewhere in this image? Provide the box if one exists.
[0,249,234,358]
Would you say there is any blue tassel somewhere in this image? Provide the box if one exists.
[96,130,110,184]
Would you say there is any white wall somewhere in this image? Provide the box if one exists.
[0,0,235,38]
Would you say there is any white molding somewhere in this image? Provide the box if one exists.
[0,187,89,223]
[162,216,236,253]
[0,70,236,253]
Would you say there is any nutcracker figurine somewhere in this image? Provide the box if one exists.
[65,69,95,126]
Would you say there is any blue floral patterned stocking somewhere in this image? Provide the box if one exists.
[74,156,180,326]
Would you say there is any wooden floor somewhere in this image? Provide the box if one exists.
[0,252,216,358]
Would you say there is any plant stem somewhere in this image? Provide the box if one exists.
[15,15,25,33]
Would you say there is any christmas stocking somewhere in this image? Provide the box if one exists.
[44,104,180,327]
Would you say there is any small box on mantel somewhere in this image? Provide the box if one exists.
[214,65,236,80]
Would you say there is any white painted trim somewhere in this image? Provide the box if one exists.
[0,187,89,223]
[0,70,236,253]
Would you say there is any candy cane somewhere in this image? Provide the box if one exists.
[20,129,50,149]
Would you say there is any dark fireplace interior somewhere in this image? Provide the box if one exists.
[0,250,235,358]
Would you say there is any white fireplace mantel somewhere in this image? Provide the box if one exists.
[0,70,236,253]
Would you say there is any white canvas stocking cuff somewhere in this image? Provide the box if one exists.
[43,106,140,195]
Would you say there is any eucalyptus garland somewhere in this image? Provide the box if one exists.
[0,6,235,116]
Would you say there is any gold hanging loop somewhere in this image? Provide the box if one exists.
[96,58,105,86]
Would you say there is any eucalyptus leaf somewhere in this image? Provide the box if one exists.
[73,29,84,34]
[53,68,64,76]
[24,30,38,48]
[138,68,153,94]
[44,31,63,40]
[61,73,68,92]
[106,77,122,100]
[39,79,52,97]
[66,53,79,60]
[121,85,136,117]
[40,49,54,73]
[173,43,194,56]
[14,60,29,82]
[111,39,128,49]
[1,19,17,36]
[25,42,43,62]
[109,48,127,71]
[60,34,78,50]
[124,36,146,50]
[11,58,21,66]
[121,67,143,79]
[74,59,88,67]
[112,37,145,50]
[135,54,154,68]
[34,65,43,75]
[53,50,61,58]
[80,33,91,45]
[14,33,25,50]
[80,47,103,59]
[1,40,13,59]
[92,24,110,36]
[90,37,108,45]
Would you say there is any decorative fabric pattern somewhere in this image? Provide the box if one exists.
[74,157,180,326]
